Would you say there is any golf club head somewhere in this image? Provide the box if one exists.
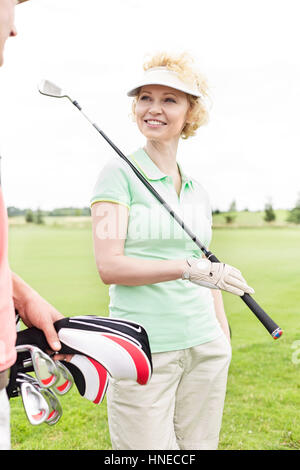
[19,381,50,426]
[40,388,63,426]
[16,345,60,389]
[17,372,38,385]
[17,374,62,426]
[52,361,74,395]
[38,79,68,99]
[32,349,60,388]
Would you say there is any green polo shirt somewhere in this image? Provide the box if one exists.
[90,148,222,353]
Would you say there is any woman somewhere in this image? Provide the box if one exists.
[90,52,254,450]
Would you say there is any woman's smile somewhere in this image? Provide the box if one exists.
[144,118,167,128]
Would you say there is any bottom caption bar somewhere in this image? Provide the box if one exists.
[99,451,203,466]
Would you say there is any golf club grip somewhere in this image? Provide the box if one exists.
[240,293,280,336]
[206,253,282,339]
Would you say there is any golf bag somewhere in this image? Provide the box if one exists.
[8,315,152,405]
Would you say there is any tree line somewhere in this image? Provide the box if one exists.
[8,196,300,225]
[213,195,300,224]
[8,206,91,224]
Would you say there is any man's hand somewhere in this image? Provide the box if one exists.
[12,272,64,352]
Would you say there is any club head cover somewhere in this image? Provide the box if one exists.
[10,315,152,403]
[61,355,109,404]
[53,316,153,386]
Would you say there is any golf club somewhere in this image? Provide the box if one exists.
[13,331,109,404]
[40,387,63,425]
[18,379,50,426]
[16,344,60,388]
[17,373,62,425]
[22,350,108,404]
[38,80,283,340]
[51,360,74,395]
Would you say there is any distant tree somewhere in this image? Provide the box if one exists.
[224,214,236,224]
[35,207,44,225]
[229,200,237,212]
[82,207,91,216]
[287,194,300,224]
[25,209,34,223]
[264,201,276,222]
[48,207,91,217]
[7,206,26,217]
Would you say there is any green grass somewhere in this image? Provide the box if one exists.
[7,223,300,450]
[211,228,300,450]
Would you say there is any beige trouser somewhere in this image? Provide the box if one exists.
[107,334,231,450]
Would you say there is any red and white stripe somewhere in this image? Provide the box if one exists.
[69,355,109,404]
[59,328,152,385]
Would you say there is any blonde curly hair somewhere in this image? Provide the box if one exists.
[132,51,210,139]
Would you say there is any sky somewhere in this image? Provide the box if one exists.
[0,0,300,212]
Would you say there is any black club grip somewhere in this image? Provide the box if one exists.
[206,252,282,339]
[241,293,282,338]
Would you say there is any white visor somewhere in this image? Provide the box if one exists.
[127,67,201,98]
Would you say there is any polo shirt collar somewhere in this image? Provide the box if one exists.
[130,148,193,189]
[177,161,194,190]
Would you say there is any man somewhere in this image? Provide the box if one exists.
[0,0,64,450]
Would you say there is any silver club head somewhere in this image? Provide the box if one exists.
[40,388,63,426]
[38,79,70,100]
[17,374,62,426]
[52,361,74,395]
[19,381,49,426]
[17,372,39,385]
[16,345,60,389]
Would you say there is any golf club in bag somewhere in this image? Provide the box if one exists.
[7,342,71,426]
[16,372,63,426]
[9,315,152,407]
[18,379,50,426]
[38,80,282,340]
[15,344,60,388]
[52,361,74,396]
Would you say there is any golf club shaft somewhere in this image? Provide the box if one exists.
[71,99,282,340]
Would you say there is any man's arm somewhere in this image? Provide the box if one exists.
[11,272,64,351]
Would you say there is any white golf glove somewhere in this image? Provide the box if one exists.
[182,257,255,296]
